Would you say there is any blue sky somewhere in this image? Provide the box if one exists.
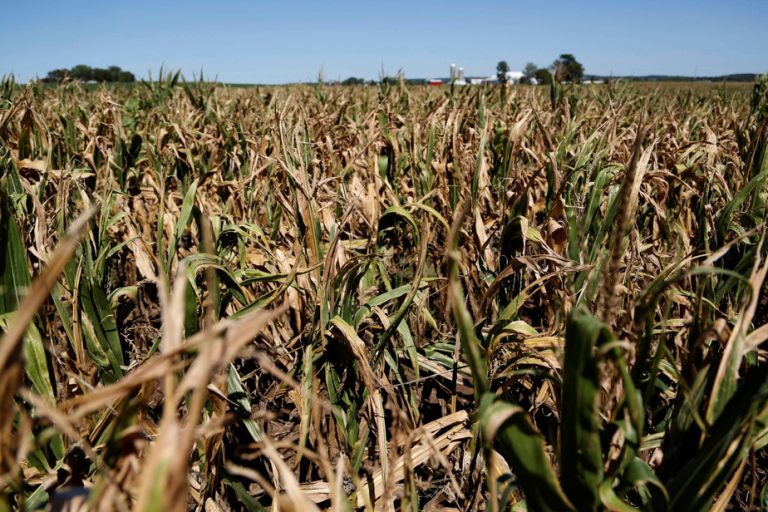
[2,0,767,83]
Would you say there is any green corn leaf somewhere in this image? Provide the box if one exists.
[222,478,267,512]
[227,364,263,442]
[167,178,199,271]
[479,393,575,512]
[0,191,30,313]
[378,206,420,246]
[79,278,123,380]
[353,284,411,327]
[560,308,607,511]
[714,166,768,244]
[667,363,768,512]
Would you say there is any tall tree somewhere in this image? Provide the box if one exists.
[534,68,553,85]
[523,62,538,84]
[496,61,510,84]
[552,54,584,83]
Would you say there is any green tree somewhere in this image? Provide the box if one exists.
[496,61,510,84]
[92,68,110,82]
[117,70,135,82]
[70,65,93,81]
[42,68,69,83]
[108,66,122,82]
[41,65,135,83]
[535,68,553,85]
[552,54,584,83]
[342,77,364,86]
[522,62,538,84]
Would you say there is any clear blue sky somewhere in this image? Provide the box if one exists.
[2,0,767,83]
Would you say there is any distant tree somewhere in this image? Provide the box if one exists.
[41,65,135,83]
[342,77,365,86]
[552,54,584,83]
[92,67,111,82]
[496,61,510,84]
[42,68,69,83]
[70,65,93,81]
[522,62,538,84]
[117,70,135,82]
[108,66,122,82]
[534,68,553,85]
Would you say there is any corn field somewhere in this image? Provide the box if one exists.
[1,73,768,511]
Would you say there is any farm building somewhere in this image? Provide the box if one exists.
[445,65,538,85]
[484,70,537,85]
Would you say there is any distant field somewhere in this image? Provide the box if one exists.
[1,76,768,510]
[32,78,761,93]
[626,80,754,91]
[226,80,758,88]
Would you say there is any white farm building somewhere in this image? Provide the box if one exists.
[446,65,538,86]
[484,70,537,85]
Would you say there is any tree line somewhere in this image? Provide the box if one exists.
[339,55,585,87]
[498,54,585,84]
[42,65,135,83]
